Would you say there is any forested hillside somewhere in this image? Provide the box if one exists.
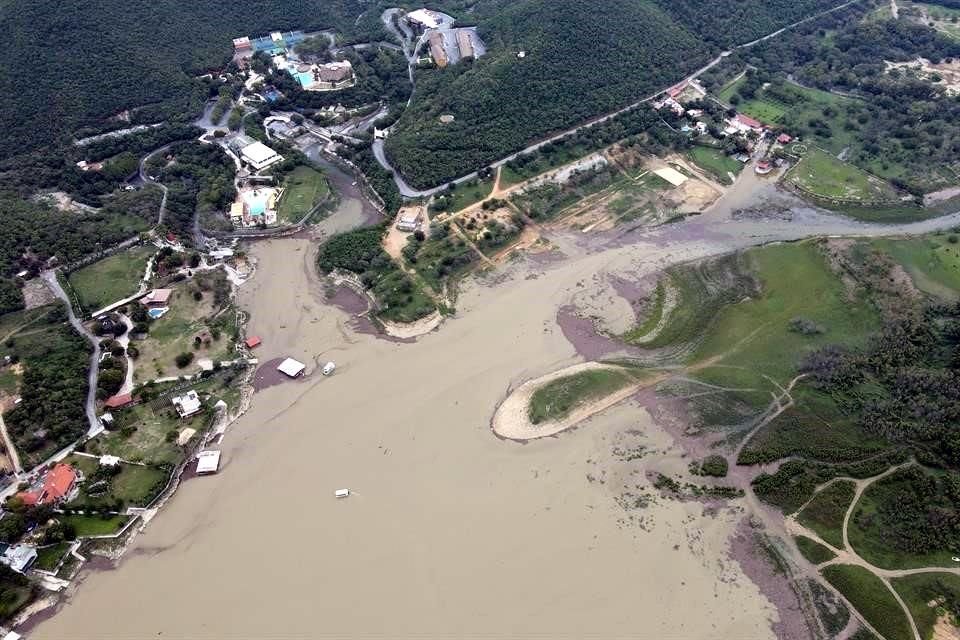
[649,0,847,46]
[0,0,365,158]
[384,0,714,188]
[384,0,850,188]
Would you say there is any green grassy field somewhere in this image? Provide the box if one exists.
[34,542,70,572]
[797,480,855,549]
[873,236,960,301]
[443,180,494,212]
[786,148,900,203]
[276,166,329,224]
[132,275,234,381]
[60,514,130,537]
[892,573,960,640]
[528,368,637,425]
[67,245,155,312]
[687,242,880,403]
[822,564,913,640]
[795,535,837,564]
[687,146,743,185]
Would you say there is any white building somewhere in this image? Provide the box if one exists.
[406,8,441,29]
[196,450,222,475]
[277,358,306,378]
[1,544,37,574]
[172,390,203,418]
[240,141,284,172]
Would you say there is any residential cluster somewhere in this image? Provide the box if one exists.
[233,30,355,92]
[404,8,484,68]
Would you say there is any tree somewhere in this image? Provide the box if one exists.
[174,352,194,368]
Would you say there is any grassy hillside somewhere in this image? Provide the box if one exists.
[384,0,714,188]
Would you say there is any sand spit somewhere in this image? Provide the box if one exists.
[491,362,655,440]
[380,309,444,339]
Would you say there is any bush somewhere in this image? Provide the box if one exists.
[699,454,729,477]
[174,352,194,368]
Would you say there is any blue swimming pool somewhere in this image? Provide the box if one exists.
[244,191,271,216]
[297,71,314,87]
[147,307,168,319]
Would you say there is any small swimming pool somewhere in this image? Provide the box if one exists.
[147,307,168,320]
[297,71,314,87]
[243,190,272,216]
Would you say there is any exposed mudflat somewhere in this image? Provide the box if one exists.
[29,175,960,639]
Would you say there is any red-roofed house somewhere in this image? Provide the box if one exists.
[104,393,133,409]
[735,113,765,131]
[777,133,793,144]
[18,463,78,506]
[245,336,262,349]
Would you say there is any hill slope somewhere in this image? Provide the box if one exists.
[384,0,849,188]
[0,0,363,158]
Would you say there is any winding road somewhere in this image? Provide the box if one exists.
[373,0,865,197]
[41,271,102,437]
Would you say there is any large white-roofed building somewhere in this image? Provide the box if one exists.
[239,141,284,172]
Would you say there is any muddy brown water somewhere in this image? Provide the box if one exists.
[28,178,960,638]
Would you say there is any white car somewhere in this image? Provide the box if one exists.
[322,362,336,376]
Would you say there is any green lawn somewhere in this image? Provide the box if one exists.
[892,573,960,640]
[442,179,494,212]
[822,564,913,640]
[797,480,855,549]
[873,236,960,301]
[689,242,880,399]
[795,535,837,565]
[687,146,743,185]
[67,245,155,312]
[786,148,899,203]
[276,166,329,224]
[60,514,130,537]
[528,367,638,425]
[110,464,168,506]
[34,542,70,572]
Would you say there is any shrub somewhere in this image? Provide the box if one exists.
[174,352,194,368]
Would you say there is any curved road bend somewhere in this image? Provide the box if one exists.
[373,0,864,197]
[41,271,102,437]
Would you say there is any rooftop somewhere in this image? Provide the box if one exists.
[196,450,221,475]
[277,357,306,378]
[172,390,202,418]
[240,141,280,165]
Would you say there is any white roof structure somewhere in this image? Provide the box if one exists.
[277,358,306,378]
[240,141,284,171]
[653,167,688,187]
[172,390,202,418]
[1,544,37,574]
[196,450,222,475]
[99,455,121,467]
[407,9,441,29]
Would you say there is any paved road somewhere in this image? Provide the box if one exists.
[373,0,865,197]
[41,271,102,437]
[139,145,170,226]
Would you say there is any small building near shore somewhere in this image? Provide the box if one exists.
[245,336,262,349]
[0,544,37,574]
[196,450,221,475]
[277,357,306,378]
